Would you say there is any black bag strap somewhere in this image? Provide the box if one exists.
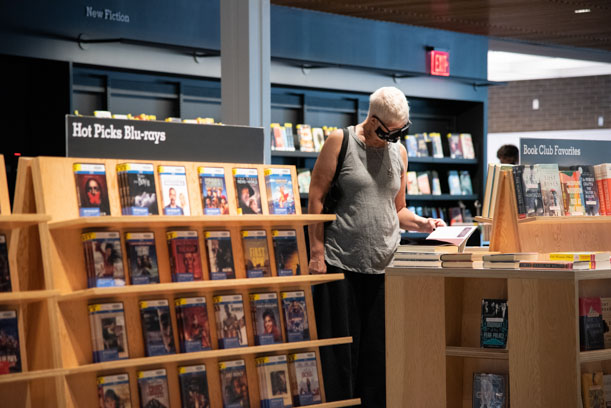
[330,128,349,186]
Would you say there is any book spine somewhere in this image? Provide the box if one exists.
[519,262,573,269]
[602,164,611,216]
[594,165,606,215]
[512,166,527,218]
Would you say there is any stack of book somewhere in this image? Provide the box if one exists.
[440,248,497,268]
[520,252,611,270]
[391,245,458,268]
[481,253,539,269]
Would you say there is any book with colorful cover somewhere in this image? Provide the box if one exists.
[233,168,262,215]
[512,165,527,219]
[219,359,249,408]
[82,231,125,288]
[0,310,21,374]
[582,371,605,408]
[241,230,271,278]
[447,133,463,159]
[204,231,236,280]
[272,229,300,276]
[256,354,292,408]
[472,373,507,408]
[0,234,11,292]
[178,364,210,408]
[97,373,132,408]
[214,295,247,349]
[570,165,600,216]
[199,167,229,215]
[138,369,170,408]
[430,171,442,195]
[288,352,321,406]
[284,123,296,151]
[296,169,311,195]
[579,297,605,351]
[404,135,418,157]
[415,133,429,157]
[416,172,431,195]
[125,232,159,285]
[175,297,212,353]
[117,163,158,215]
[537,163,564,216]
[139,299,176,357]
[459,170,473,195]
[73,163,111,217]
[548,252,610,262]
[459,133,475,159]
[167,231,203,282]
[250,292,282,345]
[521,164,544,217]
[264,168,296,215]
[407,171,419,195]
[447,170,462,195]
[312,127,325,152]
[296,124,315,152]
[271,123,287,151]
[159,165,190,215]
[559,170,585,216]
[281,291,310,342]
[88,302,129,363]
[429,132,444,158]
[480,299,508,348]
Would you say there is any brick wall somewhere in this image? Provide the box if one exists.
[488,75,611,133]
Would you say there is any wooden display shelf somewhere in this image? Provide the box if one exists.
[473,216,492,223]
[63,337,352,376]
[0,289,59,305]
[517,215,611,224]
[0,214,51,228]
[311,399,362,408]
[446,346,508,360]
[386,266,587,280]
[0,368,66,385]
[58,273,345,302]
[579,349,611,364]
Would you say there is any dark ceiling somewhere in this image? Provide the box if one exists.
[271,0,611,54]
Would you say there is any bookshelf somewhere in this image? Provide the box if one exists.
[0,156,360,408]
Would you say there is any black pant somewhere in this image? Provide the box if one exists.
[313,265,386,407]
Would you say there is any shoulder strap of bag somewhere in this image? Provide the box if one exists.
[330,128,349,185]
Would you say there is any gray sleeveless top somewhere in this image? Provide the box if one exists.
[324,126,404,274]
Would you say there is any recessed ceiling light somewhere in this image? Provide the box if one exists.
[574,8,591,13]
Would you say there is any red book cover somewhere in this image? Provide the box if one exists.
[167,231,203,282]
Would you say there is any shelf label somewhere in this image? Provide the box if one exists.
[520,138,611,166]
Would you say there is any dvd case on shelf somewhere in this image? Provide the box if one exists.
[288,352,321,406]
[214,295,247,349]
[73,163,111,217]
[125,232,159,285]
[88,302,129,363]
[219,359,249,408]
[264,168,296,215]
[159,165,190,215]
[250,292,283,345]
[204,231,236,280]
[241,230,271,278]
[233,168,262,215]
[272,229,300,276]
[139,299,176,356]
[175,297,212,353]
[0,234,11,292]
[0,310,21,374]
[178,364,210,408]
[138,368,170,408]
[117,163,159,215]
[97,373,132,408]
[281,291,310,342]
[199,166,229,215]
[167,231,203,282]
[256,354,292,407]
[82,231,126,288]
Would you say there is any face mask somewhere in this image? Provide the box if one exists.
[373,115,411,143]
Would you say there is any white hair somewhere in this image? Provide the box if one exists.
[368,86,410,125]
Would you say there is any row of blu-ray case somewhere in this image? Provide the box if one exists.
[99,351,321,408]
[75,163,297,217]
[89,291,309,363]
[83,228,300,288]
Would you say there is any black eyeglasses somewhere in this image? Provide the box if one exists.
[373,115,411,143]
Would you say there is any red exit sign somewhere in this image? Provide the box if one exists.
[428,50,450,77]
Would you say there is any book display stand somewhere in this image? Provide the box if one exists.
[386,168,611,407]
[0,155,360,407]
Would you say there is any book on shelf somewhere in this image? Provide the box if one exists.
[296,124,315,152]
[297,169,311,195]
[459,170,473,195]
[396,244,459,254]
[417,172,431,195]
[392,259,442,267]
[447,170,462,195]
[482,163,496,218]
[511,165,527,219]
[281,291,310,342]
[284,123,296,151]
[219,359,250,407]
[178,364,210,408]
[429,132,444,158]
[472,373,507,408]
[271,123,287,151]
[440,249,494,262]
[97,373,132,408]
[241,230,271,278]
[199,166,229,215]
[415,133,429,157]
[175,297,212,353]
[559,170,586,216]
[214,294,247,349]
[426,226,477,251]
[82,231,126,288]
[482,261,520,269]
[288,352,322,406]
[159,165,190,216]
[482,253,538,262]
[447,133,463,159]
[579,297,605,351]
[233,168,263,215]
[480,299,508,348]
[139,299,176,356]
[0,310,21,374]
[256,354,293,408]
[594,164,611,215]
[88,302,129,363]
[537,163,565,216]
[264,167,296,215]
[548,252,611,262]
[0,234,11,292]
[459,133,475,159]
[250,292,283,345]
[522,164,544,217]
[204,231,236,280]
[430,171,442,195]
[167,231,203,282]
[441,260,484,268]
[116,163,158,215]
[73,163,111,217]
[601,297,611,349]
[405,135,418,157]
[582,371,605,408]
[312,127,325,152]
[394,251,444,261]
[138,368,170,408]
[570,165,600,216]
[272,229,301,276]
[520,260,610,270]
[407,171,420,195]
[125,232,159,285]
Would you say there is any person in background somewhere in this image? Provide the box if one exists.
[308,86,446,407]
[496,144,519,165]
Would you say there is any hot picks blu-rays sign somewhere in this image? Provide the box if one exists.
[66,115,264,163]
[520,138,611,166]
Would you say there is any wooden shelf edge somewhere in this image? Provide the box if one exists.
[0,289,60,304]
[474,216,492,223]
[446,346,508,360]
[0,214,51,228]
[517,215,611,224]
[63,337,353,376]
[58,274,345,302]
[386,266,578,280]
[580,349,611,363]
[0,368,66,384]
[315,399,362,408]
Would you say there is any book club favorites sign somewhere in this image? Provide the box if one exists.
[520,138,611,166]
[66,115,264,163]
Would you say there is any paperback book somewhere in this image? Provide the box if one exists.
[407,171,420,195]
[430,171,442,195]
[204,231,236,280]
[272,229,300,276]
[256,354,292,408]
[250,292,283,345]
[415,133,429,157]
[88,302,129,363]
[233,168,262,215]
[178,364,210,408]
[74,163,111,216]
[512,165,527,219]
[0,310,21,374]
[404,135,418,157]
[264,168,296,215]
[480,299,508,348]
[219,359,250,408]
[82,231,125,288]
[199,166,229,215]
[283,123,296,151]
[138,369,170,408]
[580,297,605,351]
[448,170,462,195]
[97,373,132,408]
[159,165,190,215]
[472,373,507,408]
[521,164,544,217]
[582,372,605,408]
[312,127,325,152]
[571,165,600,216]
[175,297,212,353]
[459,133,475,159]
[241,230,271,278]
[0,234,11,292]
[281,291,310,342]
[296,169,311,195]
[271,123,287,151]
[139,299,176,356]
[537,163,564,216]
[296,124,315,152]
[167,231,203,282]
[287,352,321,406]
[117,163,158,215]
[429,132,444,158]
[214,294,247,349]
[417,172,431,195]
[125,232,159,285]
[459,170,473,195]
[559,170,585,216]
[447,133,463,159]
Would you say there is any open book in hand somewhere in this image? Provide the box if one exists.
[426,226,477,252]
